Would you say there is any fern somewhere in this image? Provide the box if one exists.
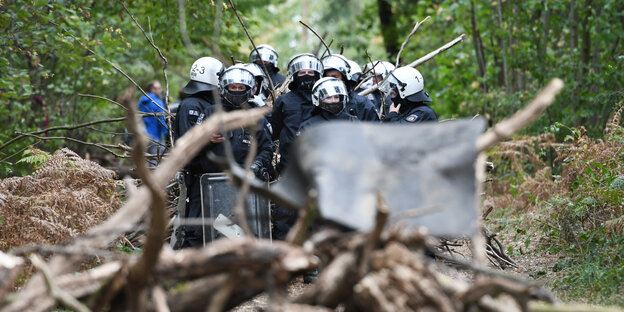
[16,147,51,170]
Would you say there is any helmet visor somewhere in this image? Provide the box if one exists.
[220,68,256,90]
[289,55,324,76]
[250,47,278,65]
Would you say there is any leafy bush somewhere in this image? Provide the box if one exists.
[485,104,624,305]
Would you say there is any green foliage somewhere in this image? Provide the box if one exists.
[15,146,51,172]
[116,242,141,254]
[486,121,624,306]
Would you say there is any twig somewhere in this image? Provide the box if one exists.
[124,84,172,311]
[78,93,127,110]
[120,1,174,147]
[4,108,270,312]
[359,34,466,97]
[406,33,466,68]
[206,274,237,312]
[227,0,277,105]
[476,78,564,152]
[299,20,331,56]
[359,192,389,276]
[16,133,130,158]
[30,254,91,312]
[0,117,126,154]
[151,285,170,312]
[320,38,334,59]
[231,105,258,237]
[395,16,431,67]
[10,244,117,259]
[286,190,317,245]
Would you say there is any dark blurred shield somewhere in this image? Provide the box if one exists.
[200,173,271,242]
[272,118,485,237]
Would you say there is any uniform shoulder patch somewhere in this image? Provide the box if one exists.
[265,122,273,135]
[188,109,199,117]
[405,114,419,122]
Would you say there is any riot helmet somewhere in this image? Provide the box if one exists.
[219,66,256,108]
[183,57,225,95]
[363,61,395,84]
[346,59,363,83]
[378,66,432,103]
[321,54,351,81]
[287,53,324,91]
[249,44,279,69]
[242,63,269,99]
[312,77,349,115]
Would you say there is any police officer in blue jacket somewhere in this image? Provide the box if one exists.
[380,66,438,123]
[138,80,169,166]
[321,55,379,122]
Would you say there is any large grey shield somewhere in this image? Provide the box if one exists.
[272,118,485,237]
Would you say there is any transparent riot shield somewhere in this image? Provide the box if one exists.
[199,173,271,244]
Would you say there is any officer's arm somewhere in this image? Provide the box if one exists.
[360,96,380,121]
[270,96,285,140]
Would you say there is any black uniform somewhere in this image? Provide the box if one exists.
[383,101,438,123]
[299,109,358,132]
[345,91,380,122]
[270,90,315,174]
[267,67,286,89]
[174,94,274,247]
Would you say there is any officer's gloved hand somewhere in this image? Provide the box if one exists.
[250,161,268,181]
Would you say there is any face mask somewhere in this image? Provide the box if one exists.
[224,90,249,107]
[321,102,344,115]
[295,74,317,91]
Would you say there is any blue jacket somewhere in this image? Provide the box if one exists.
[138,93,168,141]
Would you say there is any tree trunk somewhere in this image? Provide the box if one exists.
[377,0,400,58]
[495,0,509,92]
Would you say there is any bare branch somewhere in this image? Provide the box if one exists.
[30,254,91,312]
[17,133,130,158]
[124,75,168,311]
[4,108,270,312]
[476,78,564,152]
[359,34,466,97]
[78,93,127,110]
[395,16,431,67]
[227,0,277,105]
[120,1,174,148]
[299,20,331,56]
[405,33,466,68]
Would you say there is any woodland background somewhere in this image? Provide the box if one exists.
[0,0,623,307]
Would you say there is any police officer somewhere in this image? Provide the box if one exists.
[270,53,323,241]
[299,77,358,132]
[362,60,395,116]
[173,57,224,248]
[271,53,324,174]
[379,66,438,123]
[321,54,379,122]
[249,44,286,89]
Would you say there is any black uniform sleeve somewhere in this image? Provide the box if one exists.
[383,111,402,123]
[270,96,285,141]
[358,95,381,122]
[254,118,275,173]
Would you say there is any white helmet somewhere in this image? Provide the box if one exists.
[287,53,324,77]
[346,59,362,83]
[311,77,349,115]
[363,60,395,80]
[219,66,256,107]
[183,57,225,94]
[321,54,351,81]
[238,63,268,99]
[249,44,279,68]
[378,66,432,102]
